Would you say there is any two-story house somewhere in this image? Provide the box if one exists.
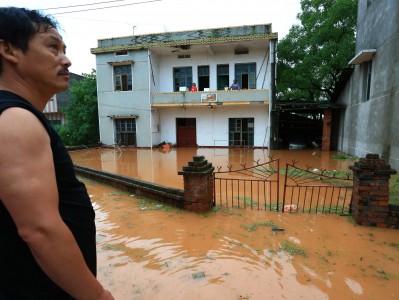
[91,24,277,148]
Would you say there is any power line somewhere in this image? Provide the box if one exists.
[47,0,162,15]
[41,0,129,11]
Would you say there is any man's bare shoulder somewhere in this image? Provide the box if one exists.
[0,107,49,147]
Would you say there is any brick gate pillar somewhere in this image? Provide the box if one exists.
[178,155,215,212]
[349,153,397,227]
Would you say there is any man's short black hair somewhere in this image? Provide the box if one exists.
[0,7,59,73]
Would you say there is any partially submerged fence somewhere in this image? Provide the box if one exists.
[213,159,353,213]
[213,159,280,211]
[282,163,353,214]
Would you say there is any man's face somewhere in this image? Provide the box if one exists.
[18,27,71,95]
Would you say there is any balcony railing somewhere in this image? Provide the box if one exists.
[151,89,269,107]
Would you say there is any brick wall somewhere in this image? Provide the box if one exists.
[349,153,398,228]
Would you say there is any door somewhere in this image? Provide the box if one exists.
[176,118,197,147]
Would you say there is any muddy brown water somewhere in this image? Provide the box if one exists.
[70,148,354,189]
[71,148,399,299]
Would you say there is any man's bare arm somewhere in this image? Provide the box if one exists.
[0,108,113,299]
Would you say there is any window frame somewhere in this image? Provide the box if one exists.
[228,118,254,146]
[114,118,137,146]
[173,67,193,92]
[114,64,132,91]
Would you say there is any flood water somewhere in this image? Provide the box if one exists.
[70,147,354,189]
[70,148,399,299]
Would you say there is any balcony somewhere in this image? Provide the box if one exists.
[151,89,269,107]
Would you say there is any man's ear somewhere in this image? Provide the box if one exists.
[0,40,19,64]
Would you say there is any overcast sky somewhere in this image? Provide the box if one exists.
[2,0,302,75]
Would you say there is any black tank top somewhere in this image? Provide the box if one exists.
[0,91,96,299]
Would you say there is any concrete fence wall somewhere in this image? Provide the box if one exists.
[74,155,215,213]
[74,165,185,208]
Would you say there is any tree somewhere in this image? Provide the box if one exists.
[276,0,358,101]
[58,70,100,146]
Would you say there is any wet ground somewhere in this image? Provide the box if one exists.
[71,148,399,299]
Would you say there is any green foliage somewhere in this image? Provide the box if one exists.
[139,198,174,211]
[58,70,99,146]
[241,220,278,232]
[276,0,358,101]
[280,240,306,256]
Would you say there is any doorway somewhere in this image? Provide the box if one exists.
[176,118,197,147]
[241,74,249,89]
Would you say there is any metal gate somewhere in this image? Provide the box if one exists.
[282,163,353,214]
[213,159,280,211]
[213,159,353,213]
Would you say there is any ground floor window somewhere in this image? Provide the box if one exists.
[229,118,254,146]
[115,118,136,145]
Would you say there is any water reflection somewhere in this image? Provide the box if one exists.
[70,147,354,189]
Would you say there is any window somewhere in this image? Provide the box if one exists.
[229,118,254,146]
[115,51,128,56]
[115,118,136,145]
[235,63,256,89]
[173,67,192,92]
[234,48,249,55]
[364,60,372,101]
[217,64,229,90]
[198,66,209,91]
[114,65,132,91]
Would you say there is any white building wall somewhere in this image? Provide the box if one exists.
[96,50,153,147]
[149,54,162,145]
[156,105,269,147]
[152,47,270,92]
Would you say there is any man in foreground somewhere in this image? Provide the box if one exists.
[0,7,114,299]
